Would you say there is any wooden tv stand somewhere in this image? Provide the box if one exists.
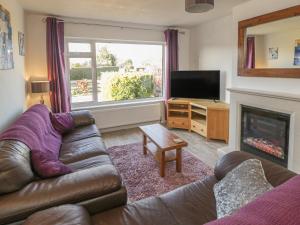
[167,98,229,143]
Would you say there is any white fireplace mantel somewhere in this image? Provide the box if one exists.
[228,88,300,103]
[219,87,300,173]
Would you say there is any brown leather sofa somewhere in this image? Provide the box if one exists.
[0,111,127,225]
[22,151,296,225]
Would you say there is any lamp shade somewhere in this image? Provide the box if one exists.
[31,81,50,93]
[185,0,214,13]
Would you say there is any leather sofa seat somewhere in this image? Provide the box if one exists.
[0,163,122,224]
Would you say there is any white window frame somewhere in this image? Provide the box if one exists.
[65,38,166,109]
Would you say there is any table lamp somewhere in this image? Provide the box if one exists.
[31,81,50,104]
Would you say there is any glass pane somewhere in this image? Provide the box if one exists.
[95,43,163,102]
[69,58,93,103]
[68,43,91,53]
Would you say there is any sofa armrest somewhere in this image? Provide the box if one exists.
[23,205,91,225]
[71,110,95,127]
[214,151,296,187]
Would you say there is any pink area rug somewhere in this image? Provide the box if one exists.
[107,142,213,202]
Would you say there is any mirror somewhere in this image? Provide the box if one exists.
[246,16,300,69]
[238,5,300,78]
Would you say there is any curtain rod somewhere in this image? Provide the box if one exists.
[41,17,185,35]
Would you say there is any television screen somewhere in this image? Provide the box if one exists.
[170,71,220,100]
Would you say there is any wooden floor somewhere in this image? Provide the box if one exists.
[102,126,227,168]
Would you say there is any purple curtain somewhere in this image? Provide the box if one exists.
[46,17,70,113]
[164,29,179,100]
[246,36,255,69]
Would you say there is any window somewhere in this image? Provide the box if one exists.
[66,40,165,107]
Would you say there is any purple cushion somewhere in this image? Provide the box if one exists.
[50,112,75,134]
[205,175,300,225]
[0,104,72,178]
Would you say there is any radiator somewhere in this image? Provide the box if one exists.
[91,102,163,129]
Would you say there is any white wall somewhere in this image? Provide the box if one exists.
[190,15,234,102]
[25,13,49,107]
[231,0,300,94]
[0,0,25,131]
[25,13,191,129]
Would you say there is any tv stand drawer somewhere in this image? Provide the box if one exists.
[168,118,189,129]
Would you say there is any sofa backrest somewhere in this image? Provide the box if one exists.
[214,151,296,187]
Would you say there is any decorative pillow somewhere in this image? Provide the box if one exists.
[214,159,273,218]
[50,112,75,134]
[31,151,72,178]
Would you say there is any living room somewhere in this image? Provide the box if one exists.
[0,0,300,224]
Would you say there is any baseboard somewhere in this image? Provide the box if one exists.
[217,146,234,159]
[100,120,161,133]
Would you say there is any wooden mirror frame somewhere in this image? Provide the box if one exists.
[238,5,300,78]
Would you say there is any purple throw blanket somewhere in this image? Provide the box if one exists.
[206,175,300,225]
[0,104,72,178]
[50,112,75,134]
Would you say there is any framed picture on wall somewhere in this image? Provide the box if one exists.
[18,32,25,56]
[268,48,278,60]
[0,5,14,70]
[294,47,300,66]
[294,40,300,66]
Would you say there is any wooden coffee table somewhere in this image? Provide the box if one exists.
[139,124,188,177]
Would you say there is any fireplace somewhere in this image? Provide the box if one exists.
[240,105,290,167]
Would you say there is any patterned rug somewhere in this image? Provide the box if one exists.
[107,142,213,202]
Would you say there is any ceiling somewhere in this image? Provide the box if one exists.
[18,0,249,27]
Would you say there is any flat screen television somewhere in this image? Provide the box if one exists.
[170,70,220,100]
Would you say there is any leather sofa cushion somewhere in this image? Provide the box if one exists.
[0,165,122,225]
[60,137,107,164]
[92,176,218,225]
[24,205,91,225]
[214,151,296,187]
[71,110,95,127]
[0,141,34,194]
[160,176,218,225]
[62,125,101,143]
[67,155,113,171]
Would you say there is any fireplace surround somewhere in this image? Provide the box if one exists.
[218,88,300,173]
[240,105,290,167]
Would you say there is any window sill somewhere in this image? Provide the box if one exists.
[72,98,165,111]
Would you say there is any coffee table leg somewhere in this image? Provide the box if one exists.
[160,151,165,177]
[143,134,147,155]
[176,148,182,173]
